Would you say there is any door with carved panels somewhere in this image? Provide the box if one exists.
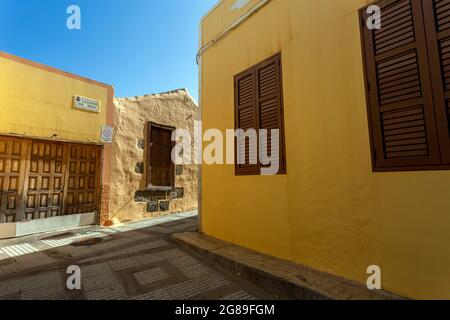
[0,137,28,223]
[0,136,102,226]
[65,144,101,215]
[24,141,67,221]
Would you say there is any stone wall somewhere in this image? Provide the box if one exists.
[108,89,198,224]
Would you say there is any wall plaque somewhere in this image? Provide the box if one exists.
[73,95,100,113]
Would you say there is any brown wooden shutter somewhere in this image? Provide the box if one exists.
[234,53,286,175]
[235,68,260,174]
[256,54,286,173]
[422,0,450,163]
[360,0,441,169]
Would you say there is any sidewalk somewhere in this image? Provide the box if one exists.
[172,232,404,300]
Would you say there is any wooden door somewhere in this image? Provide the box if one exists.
[148,124,175,188]
[65,144,101,215]
[0,137,28,223]
[0,136,102,226]
[24,141,67,220]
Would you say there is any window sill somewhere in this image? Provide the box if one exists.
[372,165,450,172]
[147,186,174,192]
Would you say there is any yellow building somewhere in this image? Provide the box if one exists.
[0,51,114,238]
[199,0,450,299]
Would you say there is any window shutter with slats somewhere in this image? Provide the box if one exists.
[422,0,450,163]
[234,53,286,175]
[235,68,260,175]
[256,54,286,174]
[360,0,441,170]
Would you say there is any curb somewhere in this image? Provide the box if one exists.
[172,232,404,300]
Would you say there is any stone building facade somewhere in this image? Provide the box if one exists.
[106,89,198,224]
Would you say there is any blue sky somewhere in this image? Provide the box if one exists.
[0,0,218,102]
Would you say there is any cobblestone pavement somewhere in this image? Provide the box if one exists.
[0,212,267,300]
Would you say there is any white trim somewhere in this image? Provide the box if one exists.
[0,212,96,239]
[0,223,16,239]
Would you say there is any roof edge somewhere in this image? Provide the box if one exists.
[115,88,198,107]
[0,51,114,90]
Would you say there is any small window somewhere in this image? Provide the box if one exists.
[234,53,287,176]
[146,123,175,189]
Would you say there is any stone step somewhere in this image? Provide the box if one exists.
[171,232,405,300]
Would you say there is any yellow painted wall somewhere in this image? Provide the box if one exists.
[0,54,110,143]
[200,0,450,299]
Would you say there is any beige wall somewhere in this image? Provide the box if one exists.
[200,0,450,299]
[109,89,198,223]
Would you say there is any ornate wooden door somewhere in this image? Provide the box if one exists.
[23,141,67,221]
[0,137,28,223]
[65,144,101,215]
[0,136,102,226]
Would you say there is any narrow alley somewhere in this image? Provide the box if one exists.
[0,212,268,300]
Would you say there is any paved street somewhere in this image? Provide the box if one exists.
[0,212,267,300]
